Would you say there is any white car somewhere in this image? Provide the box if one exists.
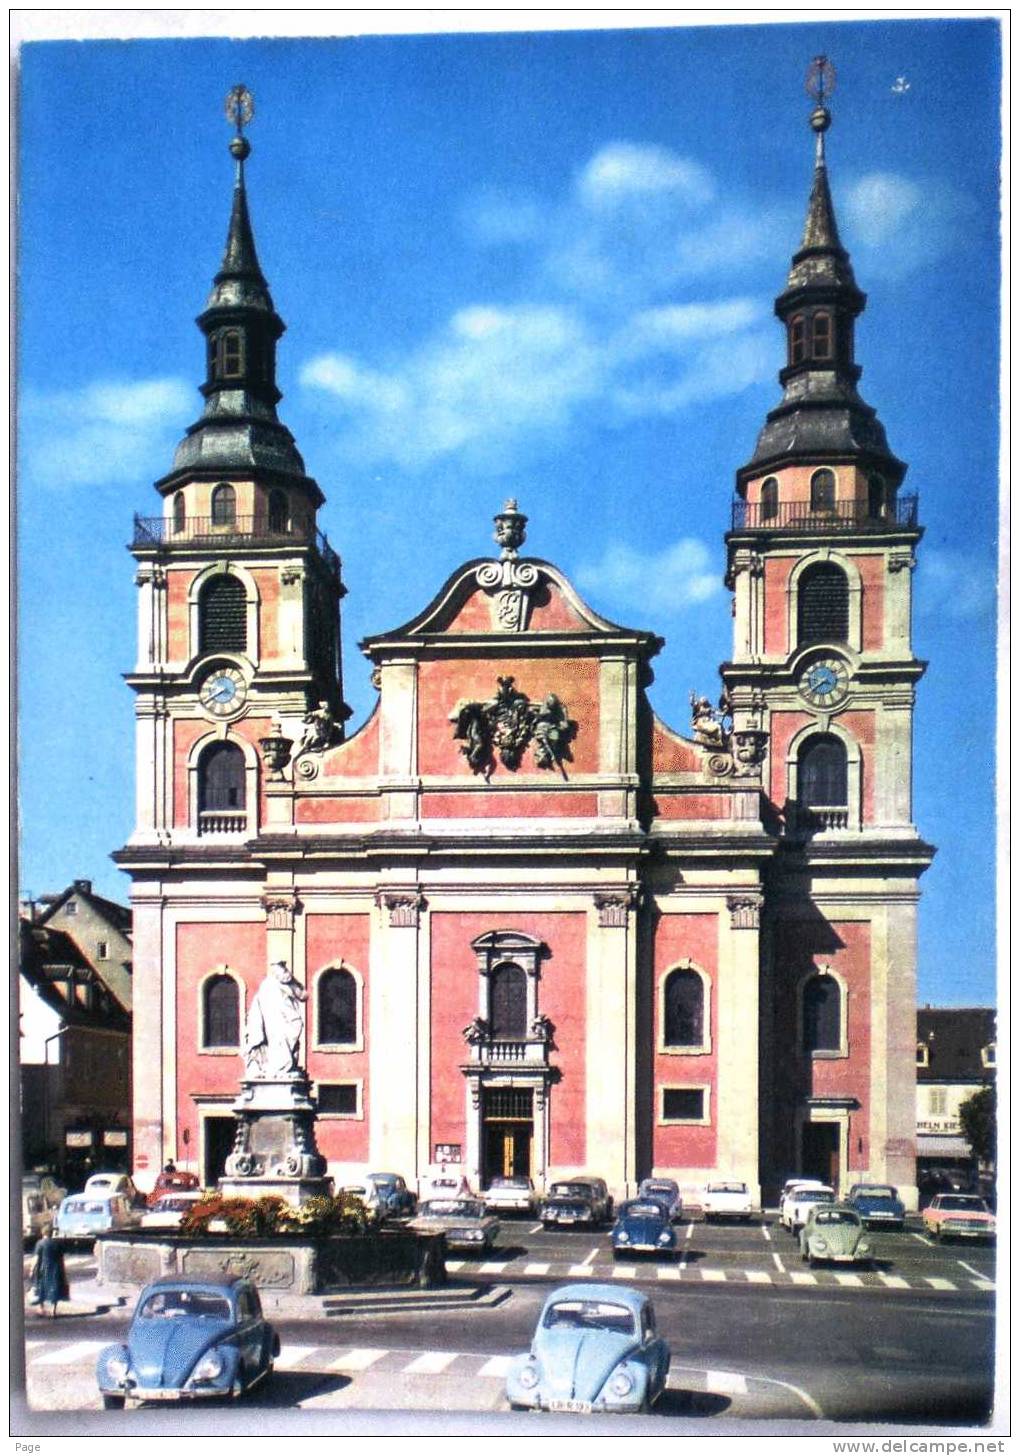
[703,1180,755,1222]
[419,1167,473,1201]
[778,1179,828,1222]
[781,1185,836,1232]
[484,1176,536,1215]
[139,1191,205,1229]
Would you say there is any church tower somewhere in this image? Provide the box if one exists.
[126,87,347,848]
[723,60,933,1199]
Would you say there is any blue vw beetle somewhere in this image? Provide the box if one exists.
[611,1199,678,1257]
[506,1283,671,1414]
[96,1275,280,1408]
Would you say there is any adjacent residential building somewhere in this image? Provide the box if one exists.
[116,85,933,1204]
[915,1007,996,1176]
[19,886,133,1185]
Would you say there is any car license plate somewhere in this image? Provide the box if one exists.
[549,1399,592,1414]
[557,1215,575,1223]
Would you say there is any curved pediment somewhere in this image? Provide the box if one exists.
[360,556,662,654]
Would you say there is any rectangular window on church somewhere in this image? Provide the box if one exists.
[660,1086,708,1123]
[317,1082,361,1117]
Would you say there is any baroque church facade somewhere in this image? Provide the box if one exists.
[118,86,933,1206]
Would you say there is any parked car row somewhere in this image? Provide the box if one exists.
[95,1272,672,1415]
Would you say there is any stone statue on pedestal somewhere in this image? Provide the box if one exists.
[243,960,307,1078]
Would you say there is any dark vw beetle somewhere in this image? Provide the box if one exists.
[96,1275,279,1407]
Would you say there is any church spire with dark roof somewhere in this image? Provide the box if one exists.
[737,60,904,490]
[156,85,321,501]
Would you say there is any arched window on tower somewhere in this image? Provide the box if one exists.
[789,314,807,365]
[221,329,244,378]
[197,741,246,832]
[172,491,186,534]
[489,962,528,1040]
[811,311,833,359]
[202,973,240,1048]
[211,483,237,528]
[268,488,289,535]
[199,574,247,654]
[809,468,836,514]
[797,562,849,645]
[797,735,848,827]
[663,968,705,1049]
[760,477,779,522]
[317,967,358,1046]
[802,973,842,1053]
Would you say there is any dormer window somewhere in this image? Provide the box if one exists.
[916,1042,930,1068]
[981,1042,996,1069]
[811,311,833,359]
[790,315,807,365]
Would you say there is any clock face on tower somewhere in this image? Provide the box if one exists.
[199,665,247,717]
[799,655,850,708]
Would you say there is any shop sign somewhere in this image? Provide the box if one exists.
[65,1130,94,1148]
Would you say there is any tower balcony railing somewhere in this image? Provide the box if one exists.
[793,804,849,834]
[730,495,918,533]
[132,513,342,578]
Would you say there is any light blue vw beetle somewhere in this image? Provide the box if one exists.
[96,1275,279,1408]
[506,1283,671,1414]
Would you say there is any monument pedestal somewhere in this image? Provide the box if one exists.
[220,1074,333,1207]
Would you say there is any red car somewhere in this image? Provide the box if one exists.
[921,1193,996,1243]
[147,1168,201,1207]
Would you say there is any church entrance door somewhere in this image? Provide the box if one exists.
[801,1121,840,1188]
[481,1086,533,1187]
[203,1115,236,1187]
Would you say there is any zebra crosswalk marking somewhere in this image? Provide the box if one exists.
[745,1271,771,1283]
[523,1263,549,1275]
[879,1274,909,1289]
[790,1272,816,1285]
[657,1266,682,1281]
[403,1352,458,1374]
[33,1340,104,1366]
[478,1356,513,1378]
[925,1277,956,1291]
[273,1345,318,1370]
[835,1274,863,1287]
[700,1269,726,1282]
[329,1348,388,1372]
[612,1265,637,1279]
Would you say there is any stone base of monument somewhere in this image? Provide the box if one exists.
[219,1074,333,1206]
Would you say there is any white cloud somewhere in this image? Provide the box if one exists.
[302,305,605,471]
[916,547,997,621]
[841,172,974,277]
[20,377,193,488]
[578,142,715,209]
[575,537,722,616]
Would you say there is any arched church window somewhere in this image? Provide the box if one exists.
[211,483,237,528]
[202,973,240,1048]
[789,315,807,365]
[199,574,247,654]
[797,562,849,645]
[268,488,289,534]
[809,468,836,513]
[811,311,833,359]
[198,741,246,813]
[663,968,705,1048]
[797,734,848,809]
[318,967,357,1045]
[761,477,779,521]
[221,329,244,378]
[489,962,528,1040]
[802,974,842,1053]
[172,491,186,534]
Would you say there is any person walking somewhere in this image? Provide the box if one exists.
[31,1233,70,1318]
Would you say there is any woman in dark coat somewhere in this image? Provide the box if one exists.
[31,1234,70,1317]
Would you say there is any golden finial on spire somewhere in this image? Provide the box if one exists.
[225,83,254,162]
[805,56,835,163]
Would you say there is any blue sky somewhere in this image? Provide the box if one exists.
[16,18,1001,1005]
